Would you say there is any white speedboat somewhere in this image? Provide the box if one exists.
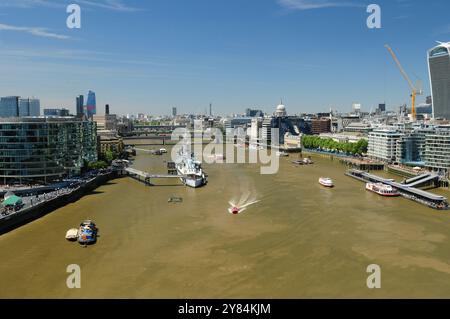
[319,177,334,188]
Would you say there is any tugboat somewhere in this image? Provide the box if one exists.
[77,220,98,245]
[319,177,334,188]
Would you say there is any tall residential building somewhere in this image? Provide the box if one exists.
[428,42,450,119]
[85,90,97,117]
[396,132,427,165]
[424,126,450,173]
[368,129,403,162]
[261,117,273,144]
[76,95,84,117]
[0,96,19,117]
[18,98,40,116]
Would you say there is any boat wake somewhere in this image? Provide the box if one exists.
[228,190,260,214]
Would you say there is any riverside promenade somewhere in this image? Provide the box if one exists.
[0,171,118,235]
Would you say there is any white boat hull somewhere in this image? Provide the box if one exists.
[319,178,334,188]
[181,176,205,188]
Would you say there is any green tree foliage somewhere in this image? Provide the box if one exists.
[105,150,115,163]
[88,161,109,170]
[302,135,368,155]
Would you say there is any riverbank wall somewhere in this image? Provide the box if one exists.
[0,172,119,236]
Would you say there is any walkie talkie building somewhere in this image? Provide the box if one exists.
[428,42,450,119]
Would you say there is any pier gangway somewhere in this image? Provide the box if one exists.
[405,174,439,188]
[124,167,185,186]
[404,173,431,185]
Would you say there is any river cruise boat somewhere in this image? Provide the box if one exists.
[366,182,400,197]
[319,177,334,188]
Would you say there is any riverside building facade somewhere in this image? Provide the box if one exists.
[0,117,97,185]
[424,126,450,174]
[368,129,403,162]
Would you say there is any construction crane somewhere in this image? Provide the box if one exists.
[384,44,423,121]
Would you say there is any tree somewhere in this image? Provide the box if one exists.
[88,161,108,170]
[105,150,115,163]
[302,135,368,156]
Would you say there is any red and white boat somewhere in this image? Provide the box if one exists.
[319,177,334,188]
[365,182,400,197]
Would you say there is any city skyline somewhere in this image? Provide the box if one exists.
[0,0,449,115]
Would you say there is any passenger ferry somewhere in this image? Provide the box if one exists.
[319,177,334,188]
[365,182,400,197]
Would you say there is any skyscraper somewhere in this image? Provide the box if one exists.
[76,95,84,118]
[172,107,177,117]
[85,91,96,117]
[0,96,19,117]
[105,104,110,115]
[18,98,40,116]
[428,42,450,119]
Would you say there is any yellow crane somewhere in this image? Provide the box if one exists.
[384,44,423,121]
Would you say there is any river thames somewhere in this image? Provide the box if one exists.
[1,145,450,298]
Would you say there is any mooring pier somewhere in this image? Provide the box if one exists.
[346,169,448,210]
[124,167,184,186]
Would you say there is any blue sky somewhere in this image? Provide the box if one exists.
[0,0,449,116]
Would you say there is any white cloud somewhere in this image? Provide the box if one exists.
[0,0,139,12]
[277,0,362,10]
[0,23,69,39]
[0,0,63,9]
[76,0,140,12]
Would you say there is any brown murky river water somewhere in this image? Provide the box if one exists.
[1,144,450,298]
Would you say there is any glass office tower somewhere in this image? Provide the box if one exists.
[18,98,40,117]
[0,117,97,184]
[86,91,97,117]
[428,42,450,119]
[0,96,19,117]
